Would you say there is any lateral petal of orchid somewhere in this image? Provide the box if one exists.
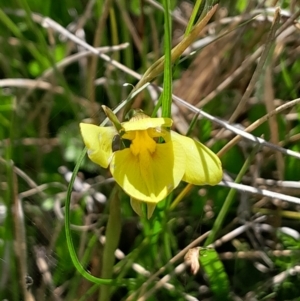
[110,138,186,203]
[170,131,222,185]
[122,117,172,132]
[80,123,117,168]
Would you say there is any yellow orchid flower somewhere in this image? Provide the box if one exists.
[80,112,222,218]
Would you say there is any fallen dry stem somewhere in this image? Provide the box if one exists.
[217,98,300,157]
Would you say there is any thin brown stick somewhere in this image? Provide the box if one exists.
[219,249,300,260]
[217,97,300,157]
[264,66,284,179]
[116,0,143,54]
[0,78,64,93]
[12,171,35,301]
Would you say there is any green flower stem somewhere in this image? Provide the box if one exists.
[204,145,260,246]
[185,113,200,136]
[0,8,47,68]
[161,0,172,118]
[66,234,99,300]
[65,83,149,286]
[151,98,162,117]
[65,148,114,285]
[99,187,122,301]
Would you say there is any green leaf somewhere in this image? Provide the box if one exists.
[200,248,231,300]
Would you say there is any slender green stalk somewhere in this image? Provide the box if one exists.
[161,0,172,118]
[184,0,205,36]
[185,113,200,136]
[109,7,120,62]
[65,87,147,286]
[0,9,46,67]
[0,9,23,39]
[66,234,99,300]
[151,98,162,117]
[119,0,134,77]
[65,147,113,285]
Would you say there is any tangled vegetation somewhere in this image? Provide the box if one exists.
[1,1,300,300]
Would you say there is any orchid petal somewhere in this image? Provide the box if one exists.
[170,131,222,185]
[80,123,117,168]
[122,117,172,132]
[110,138,186,203]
